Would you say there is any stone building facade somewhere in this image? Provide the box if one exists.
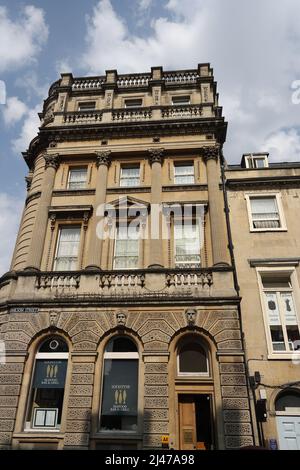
[0,65,254,450]
[226,155,300,450]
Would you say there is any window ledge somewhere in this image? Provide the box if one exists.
[250,228,287,233]
[267,354,300,360]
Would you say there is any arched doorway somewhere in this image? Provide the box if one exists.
[275,389,300,450]
[173,334,216,450]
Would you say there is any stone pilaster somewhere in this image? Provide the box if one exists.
[202,146,229,266]
[63,356,96,449]
[25,153,60,270]
[148,148,164,268]
[85,151,111,269]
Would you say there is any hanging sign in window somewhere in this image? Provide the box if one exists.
[33,360,67,388]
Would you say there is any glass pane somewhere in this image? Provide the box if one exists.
[270,325,285,351]
[174,164,194,185]
[54,227,80,271]
[251,197,280,228]
[39,337,68,353]
[120,166,140,187]
[125,99,142,108]
[78,101,95,110]
[262,275,291,289]
[68,168,87,189]
[105,337,137,353]
[172,96,190,105]
[286,326,300,351]
[114,226,139,269]
[179,342,208,373]
[174,220,201,267]
[281,293,297,324]
[264,292,281,325]
[275,392,300,411]
[254,158,265,168]
[101,359,138,431]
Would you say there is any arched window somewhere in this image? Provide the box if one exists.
[177,338,209,376]
[100,336,139,432]
[275,390,300,412]
[25,336,69,430]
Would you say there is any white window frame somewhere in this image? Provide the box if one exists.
[245,155,268,169]
[173,161,195,185]
[173,216,202,268]
[172,95,190,106]
[257,266,300,359]
[53,225,81,271]
[245,193,287,232]
[119,165,140,187]
[67,167,88,190]
[113,224,140,270]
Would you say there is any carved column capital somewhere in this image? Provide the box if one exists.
[148,147,165,165]
[25,175,33,191]
[44,153,60,170]
[201,145,220,162]
[95,150,111,167]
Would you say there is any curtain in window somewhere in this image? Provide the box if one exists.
[54,227,80,271]
[174,220,201,267]
[250,197,280,228]
[174,165,194,184]
[120,167,140,187]
[114,225,139,269]
[68,169,87,189]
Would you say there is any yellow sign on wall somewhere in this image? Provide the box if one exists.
[161,435,169,444]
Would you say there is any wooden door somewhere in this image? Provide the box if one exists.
[179,395,197,450]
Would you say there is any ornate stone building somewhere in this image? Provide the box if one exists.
[0,65,254,450]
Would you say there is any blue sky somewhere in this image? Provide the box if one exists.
[1,0,300,274]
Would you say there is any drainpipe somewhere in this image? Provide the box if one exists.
[219,148,258,446]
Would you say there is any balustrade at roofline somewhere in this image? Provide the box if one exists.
[48,67,213,97]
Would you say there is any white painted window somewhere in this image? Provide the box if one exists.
[120,165,140,187]
[174,218,201,268]
[246,194,286,231]
[177,339,209,376]
[245,154,268,168]
[67,167,87,189]
[259,271,300,354]
[54,226,81,271]
[113,225,139,269]
[172,95,190,105]
[174,162,195,185]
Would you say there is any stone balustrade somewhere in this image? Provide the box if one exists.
[163,71,199,83]
[63,111,102,124]
[117,74,150,87]
[0,268,237,303]
[161,105,203,119]
[112,108,152,122]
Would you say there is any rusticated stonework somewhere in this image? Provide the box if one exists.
[0,305,252,449]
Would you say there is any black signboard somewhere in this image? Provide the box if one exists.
[101,359,138,416]
[33,360,67,389]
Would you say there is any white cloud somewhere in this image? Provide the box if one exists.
[2,97,28,126]
[12,105,41,154]
[79,0,300,163]
[0,5,48,73]
[263,128,300,162]
[14,72,49,100]
[0,193,24,275]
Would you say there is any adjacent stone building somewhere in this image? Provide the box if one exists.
[1,64,283,450]
[226,154,300,450]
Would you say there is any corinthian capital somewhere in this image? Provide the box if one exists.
[95,150,111,167]
[44,153,60,170]
[148,148,165,165]
[201,145,220,162]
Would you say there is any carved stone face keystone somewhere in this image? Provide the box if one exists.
[185,308,197,326]
[116,311,127,325]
